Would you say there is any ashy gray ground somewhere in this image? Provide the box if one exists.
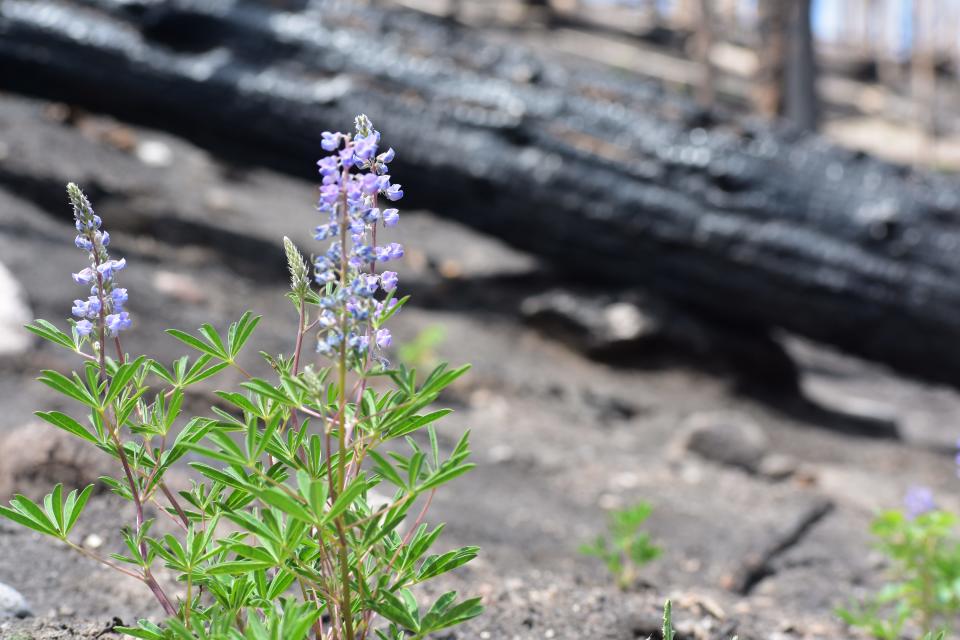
[1,93,959,639]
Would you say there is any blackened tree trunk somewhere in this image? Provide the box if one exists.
[3,0,960,385]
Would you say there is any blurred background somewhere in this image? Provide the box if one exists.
[3,0,960,637]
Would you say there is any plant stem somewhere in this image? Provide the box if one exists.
[335,168,355,640]
[88,247,176,617]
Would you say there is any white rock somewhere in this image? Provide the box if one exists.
[0,262,32,357]
[135,139,173,167]
[0,582,31,619]
[83,533,104,549]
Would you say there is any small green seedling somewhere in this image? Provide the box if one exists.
[580,502,660,589]
[838,509,960,640]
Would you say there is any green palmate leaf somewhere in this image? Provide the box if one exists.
[420,592,484,634]
[368,450,408,490]
[25,319,77,350]
[64,485,93,534]
[416,546,480,582]
[166,328,227,360]
[199,323,228,358]
[0,493,59,537]
[186,360,231,386]
[35,411,99,445]
[372,589,421,632]
[419,462,475,492]
[250,486,315,525]
[104,355,147,405]
[240,378,292,406]
[324,475,369,525]
[37,370,99,408]
[228,311,261,357]
[387,409,453,439]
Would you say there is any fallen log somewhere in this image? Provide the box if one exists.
[3,0,960,385]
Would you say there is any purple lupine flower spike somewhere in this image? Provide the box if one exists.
[310,116,403,362]
[67,183,132,339]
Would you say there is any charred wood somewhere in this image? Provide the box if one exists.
[3,0,960,386]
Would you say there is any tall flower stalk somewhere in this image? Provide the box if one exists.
[1,117,481,640]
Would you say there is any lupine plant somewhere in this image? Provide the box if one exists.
[838,488,960,639]
[0,116,482,640]
[580,502,660,589]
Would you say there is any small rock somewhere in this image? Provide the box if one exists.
[674,411,769,473]
[136,139,173,167]
[153,270,206,305]
[0,423,113,500]
[488,445,515,464]
[82,533,104,550]
[203,187,232,211]
[0,582,31,619]
[520,290,660,353]
[757,453,799,480]
[0,262,32,357]
[602,302,650,341]
[438,259,463,279]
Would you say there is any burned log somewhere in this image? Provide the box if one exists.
[3,0,960,385]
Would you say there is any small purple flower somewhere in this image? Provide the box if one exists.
[319,184,340,205]
[378,148,395,164]
[97,258,126,280]
[376,243,404,262]
[346,300,369,320]
[75,319,94,337]
[348,332,370,352]
[72,268,95,285]
[75,235,93,251]
[380,271,398,291]
[375,328,392,349]
[97,231,110,247]
[320,131,342,152]
[318,156,340,176]
[349,218,366,235]
[382,208,399,227]
[74,214,102,232]
[315,223,339,241]
[352,244,376,266]
[905,486,937,519]
[71,299,88,318]
[319,310,337,328]
[353,135,378,162]
[339,148,356,169]
[384,184,403,201]
[358,173,380,195]
[111,288,128,310]
[105,311,131,336]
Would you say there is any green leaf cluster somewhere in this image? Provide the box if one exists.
[580,502,660,590]
[838,509,960,639]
